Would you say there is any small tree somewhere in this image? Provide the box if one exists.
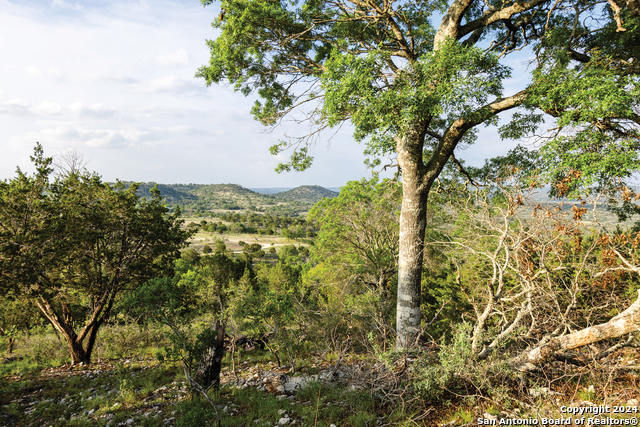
[0,144,192,365]
[0,292,40,355]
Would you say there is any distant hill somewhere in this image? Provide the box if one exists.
[274,185,339,204]
[122,182,197,205]
[117,182,339,216]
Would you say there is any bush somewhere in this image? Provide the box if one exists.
[410,322,512,402]
[29,333,68,365]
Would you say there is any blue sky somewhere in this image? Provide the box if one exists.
[0,0,527,187]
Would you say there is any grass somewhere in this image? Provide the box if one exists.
[173,381,382,427]
[0,354,389,427]
[0,355,183,427]
[2,322,639,426]
[185,228,307,253]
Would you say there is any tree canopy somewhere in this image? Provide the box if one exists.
[198,0,640,347]
[0,144,192,364]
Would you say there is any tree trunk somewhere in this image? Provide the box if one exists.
[5,337,15,354]
[59,330,91,365]
[83,322,102,363]
[0,326,15,354]
[36,299,99,365]
[396,126,428,349]
[195,321,226,389]
[517,290,640,370]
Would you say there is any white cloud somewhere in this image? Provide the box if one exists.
[101,74,205,96]
[155,47,190,67]
[140,76,204,95]
[69,102,117,119]
[51,0,83,11]
[32,101,63,115]
[46,68,64,82]
[103,74,140,85]
[0,0,372,187]
[0,98,31,115]
[26,66,42,77]
[0,99,63,116]
[25,66,65,82]
[25,124,155,149]
[42,125,80,139]
[83,129,151,148]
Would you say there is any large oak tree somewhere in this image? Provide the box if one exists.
[0,145,191,364]
[198,0,639,347]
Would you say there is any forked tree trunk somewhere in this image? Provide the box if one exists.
[392,91,526,350]
[517,290,640,370]
[36,298,106,365]
[67,336,92,365]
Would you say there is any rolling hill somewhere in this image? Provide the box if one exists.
[274,185,339,204]
[122,182,339,216]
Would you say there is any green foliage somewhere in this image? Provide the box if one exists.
[321,39,510,156]
[411,322,510,401]
[127,251,249,345]
[199,0,640,351]
[525,37,640,205]
[126,275,201,326]
[0,293,42,351]
[308,177,401,294]
[305,177,401,344]
[0,144,192,364]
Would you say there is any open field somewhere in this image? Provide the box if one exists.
[187,231,304,253]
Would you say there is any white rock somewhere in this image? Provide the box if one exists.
[278,416,291,425]
[528,386,549,397]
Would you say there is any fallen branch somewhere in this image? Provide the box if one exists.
[516,290,640,371]
[594,333,636,360]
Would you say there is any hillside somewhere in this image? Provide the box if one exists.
[274,185,339,204]
[120,182,338,216]
[127,182,197,205]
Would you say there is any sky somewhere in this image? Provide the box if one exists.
[0,0,528,188]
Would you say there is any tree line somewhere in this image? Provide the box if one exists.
[192,213,316,238]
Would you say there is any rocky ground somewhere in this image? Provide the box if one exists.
[2,348,640,427]
[0,355,386,427]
